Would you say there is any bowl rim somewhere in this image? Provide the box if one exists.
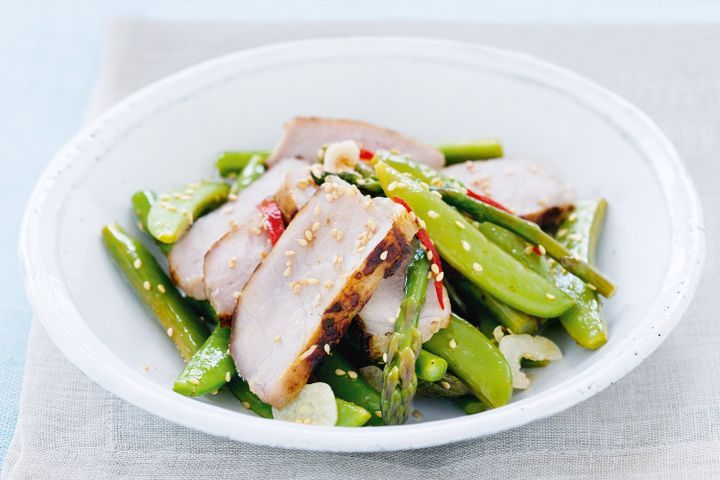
[19,36,705,452]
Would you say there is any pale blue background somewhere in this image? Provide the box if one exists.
[2,0,720,465]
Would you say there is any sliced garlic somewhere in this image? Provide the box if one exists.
[498,334,562,389]
[271,382,338,425]
[323,140,360,174]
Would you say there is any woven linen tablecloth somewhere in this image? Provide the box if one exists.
[3,20,719,479]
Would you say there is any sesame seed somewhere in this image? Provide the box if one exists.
[427,210,439,218]
[283,268,291,277]
[323,281,334,289]
[440,381,451,390]
[166,327,173,337]
[473,262,483,272]
[299,344,317,360]
[323,344,331,355]
[225,371,232,382]
[431,264,439,275]
[291,283,301,295]
[304,230,313,241]
[233,291,242,299]
[455,221,465,230]
[143,281,151,291]
[435,272,444,282]
[431,190,443,199]
[524,245,534,255]
[382,353,388,363]
[430,178,444,187]
[569,233,583,242]
[426,250,434,261]
[311,222,320,232]
[461,240,471,251]
[313,205,321,215]
[557,228,568,238]
[412,410,423,419]
[228,256,237,269]
[417,218,427,229]
[537,245,547,255]
[159,194,171,201]
[189,378,200,385]
[380,250,388,260]
[242,401,251,409]
[157,284,166,293]
[140,364,150,373]
[222,205,234,214]
[133,258,142,269]
[273,336,282,343]
[386,316,395,324]
[375,410,382,418]
[449,339,457,349]
[568,213,577,222]
[546,293,556,300]
[427,271,434,279]
[587,283,597,291]
[228,193,238,201]
[231,220,240,230]
[260,251,267,260]
[387,182,398,191]
[348,371,358,379]
[335,369,346,376]
[297,238,308,247]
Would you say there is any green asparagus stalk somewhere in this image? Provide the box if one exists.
[454,396,487,414]
[314,353,383,426]
[439,188,616,298]
[173,325,235,396]
[147,181,229,244]
[553,200,609,349]
[336,399,371,427]
[424,314,513,408]
[417,373,471,397]
[381,244,429,425]
[231,154,266,194]
[216,150,270,177]
[101,224,208,361]
[437,140,504,165]
[416,349,448,382]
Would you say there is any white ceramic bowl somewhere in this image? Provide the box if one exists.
[20,37,704,451]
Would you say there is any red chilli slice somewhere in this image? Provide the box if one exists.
[359,148,375,161]
[257,199,286,245]
[391,197,445,309]
[466,189,513,214]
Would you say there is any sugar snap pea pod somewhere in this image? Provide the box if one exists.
[147,181,229,244]
[373,150,463,189]
[417,373,471,397]
[416,349,448,382]
[336,399,371,427]
[476,222,550,277]
[439,188,616,298]
[173,326,235,396]
[314,353,383,426]
[423,314,513,408]
[101,224,208,361]
[375,162,573,318]
[553,200,609,349]
[438,140,504,165]
[228,376,273,418]
[216,150,270,177]
[131,191,173,254]
[450,274,538,334]
[381,244,429,425]
[231,154,266,194]
[454,396,487,414]
[310,168,384,197]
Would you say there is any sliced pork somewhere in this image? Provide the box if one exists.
[443,158,575,227]
[351,256,451,359]
[266,117,444,169]
[231,177,417,407]
[168,158,306,299]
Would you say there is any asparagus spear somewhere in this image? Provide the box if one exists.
[375,161,574,318]
[454,396,487,414]
[439,188,616,298]
[101,224,208,361]
[147,181,229,244]
[424,314,513,408]
[381,245,430,425]
[416,349,448,383]
[314,353,384,426]
[438,140,504,165]
[417,373,471,397]
[216,150,270,177]
[231,154,266,195]
[553,200,609,349]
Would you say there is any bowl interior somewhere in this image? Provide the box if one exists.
[24,38,698,450]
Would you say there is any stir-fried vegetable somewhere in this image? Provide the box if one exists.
[231,153,266,194]
[174,325,235,396]
[438,140,504,165]
[216,150,270,177]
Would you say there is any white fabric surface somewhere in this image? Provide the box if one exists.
[4,20,719,479]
